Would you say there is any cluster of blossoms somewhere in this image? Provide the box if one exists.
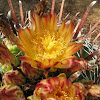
[0,0,100,100]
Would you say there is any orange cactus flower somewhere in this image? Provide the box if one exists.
[17,13,82,70]
[33,73,87,100]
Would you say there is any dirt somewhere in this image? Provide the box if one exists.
[0,0,100,44]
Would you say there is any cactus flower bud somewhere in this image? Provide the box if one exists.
[2,70,26,86]
[33,73,87,100]
[21,62,42,79]
[88,85,100,99]
[0,85,26,100]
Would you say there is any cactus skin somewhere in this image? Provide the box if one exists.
[0,64,13,74]
[8,45,20,55]
[8,45,22,67]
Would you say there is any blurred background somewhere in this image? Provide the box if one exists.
[0,0,100,43]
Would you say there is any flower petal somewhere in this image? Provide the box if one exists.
[64,20,74,44]
[63,42,83,58]
[57,20,67,37]
[18,56,38,69]
[33,12,41,32]
[18,28,36,58]
[48,13,57,31]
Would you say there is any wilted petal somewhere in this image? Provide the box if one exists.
[88,85,100,99]
[0,42,15,65]
[21,62,42,79]
[0,18,18,45]
[68,58,88,72]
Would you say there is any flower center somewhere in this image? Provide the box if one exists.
[47,85,79,100]
[32,29,67,60]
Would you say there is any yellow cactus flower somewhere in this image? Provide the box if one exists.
[33,73,87,100]
[17,13,82,69]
